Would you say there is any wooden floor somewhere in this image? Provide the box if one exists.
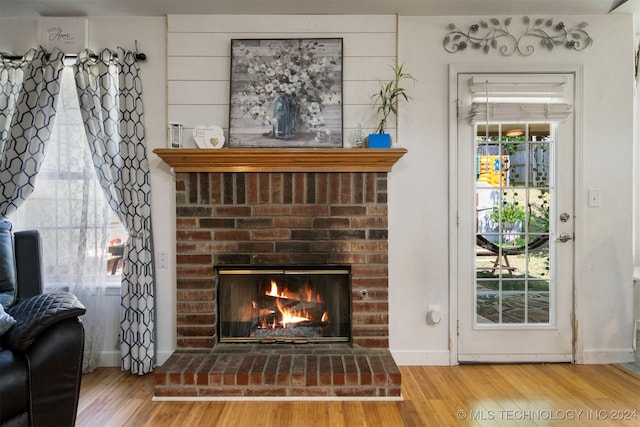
[77,364,640,426]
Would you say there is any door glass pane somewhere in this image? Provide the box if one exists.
[528,280,550,323]
[529,141,551,188]
[475,123,553,326]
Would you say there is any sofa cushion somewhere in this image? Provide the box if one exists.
[0,304,16,336]
[0,221,17,309]
[4,292,86,353]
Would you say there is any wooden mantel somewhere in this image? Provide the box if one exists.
[153,148,407,173]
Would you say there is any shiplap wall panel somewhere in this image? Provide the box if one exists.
[343,81,380,105]
[167,57,229,81]
[168,81,229,106]
[168,33,396,58]
[168,15,396,33]
[167,34,230,57]
[168,105,228,128]
[167,14,396,147]
[343,57,397,81]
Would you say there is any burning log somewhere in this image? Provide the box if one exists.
[255,294,326,325]
[255,280,327,323]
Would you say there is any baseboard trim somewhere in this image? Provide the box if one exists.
[156,350,174,366]
[98,349,175,368]
[98,350,120,367]
[390,349,451,366]
[458,354,573,363]
[581,348,635,364]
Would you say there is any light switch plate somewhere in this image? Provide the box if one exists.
[588,188,600,207]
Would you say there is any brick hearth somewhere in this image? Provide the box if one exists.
[156,169,400,398]
[155,344,401,398]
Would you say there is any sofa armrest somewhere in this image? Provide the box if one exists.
[4,292,86,353]
[27,317,85,427]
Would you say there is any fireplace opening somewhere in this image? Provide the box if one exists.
[217,266,351,344]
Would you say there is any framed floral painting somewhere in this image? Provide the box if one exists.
[229,38,343,148]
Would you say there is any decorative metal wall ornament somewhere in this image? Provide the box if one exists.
[443,16,592,56]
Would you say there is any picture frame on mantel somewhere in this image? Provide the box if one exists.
[228,38,343,148]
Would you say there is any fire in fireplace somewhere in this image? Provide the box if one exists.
[217,266,351,343]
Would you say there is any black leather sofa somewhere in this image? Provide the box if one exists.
[0,221,86,427]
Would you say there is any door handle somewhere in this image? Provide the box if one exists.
[555,232,573,242]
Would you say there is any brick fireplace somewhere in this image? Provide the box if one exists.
[153,148,405,398]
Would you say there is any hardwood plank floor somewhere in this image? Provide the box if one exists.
[76,364,640,426]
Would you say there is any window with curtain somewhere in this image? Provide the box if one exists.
[11,60,126,371]
[12,61,127,286]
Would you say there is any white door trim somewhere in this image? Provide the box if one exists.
[448,63,584,365]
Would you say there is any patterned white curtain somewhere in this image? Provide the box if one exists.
[73,48,155,375]
[10,63,112,373]
[0,47,64,218]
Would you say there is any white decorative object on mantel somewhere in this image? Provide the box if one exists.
[193,125,225,149]
[37,17,88,54]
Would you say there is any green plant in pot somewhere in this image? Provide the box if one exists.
[491,201,526,230]
[368,63,416,148]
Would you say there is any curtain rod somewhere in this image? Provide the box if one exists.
[1,52,147,62]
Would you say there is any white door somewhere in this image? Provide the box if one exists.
[456,72,575,362]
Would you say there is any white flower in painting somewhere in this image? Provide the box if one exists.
[277,84,293,95]
[307,63,320,73]
[308,116,323,126]
[307,102,321,115]
[300,72,310,83]
[249,106,265,120]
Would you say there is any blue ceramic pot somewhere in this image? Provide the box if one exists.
[367,133,391,148]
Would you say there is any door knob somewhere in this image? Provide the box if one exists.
[556,232,573,242]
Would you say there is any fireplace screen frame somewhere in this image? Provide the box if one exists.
[216,266,351,344]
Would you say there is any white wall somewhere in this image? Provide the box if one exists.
[2,12,636,367]
[395,15,635,364]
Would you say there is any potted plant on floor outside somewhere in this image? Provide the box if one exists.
[368,63,416,148]
[491,200,526,244]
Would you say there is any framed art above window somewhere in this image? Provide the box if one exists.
[229,38,343,148]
